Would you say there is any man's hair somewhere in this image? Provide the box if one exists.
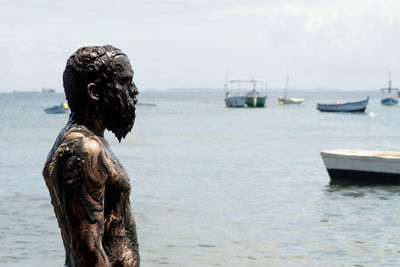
[63,45,125,115]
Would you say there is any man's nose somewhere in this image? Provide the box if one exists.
[131,82,139,96]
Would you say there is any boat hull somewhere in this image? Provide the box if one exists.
[245,96,267,107]
[326,169,400,184]
[44,104,69,114]
[137,101,156,106]
[381,97,398,105]
[225,96,246,108]
[317,97,369,112]
[278,97,304,105]
[321,149,400,184]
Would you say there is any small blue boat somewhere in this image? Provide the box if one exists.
[381,94,398,105]
[381,86,399,106]
[317,97,369,113]
[381,72,399,106]
[44,102,69,114]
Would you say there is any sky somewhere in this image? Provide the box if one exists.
[1,0,400,92]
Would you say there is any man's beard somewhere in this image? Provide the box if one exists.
[101,86,136,142]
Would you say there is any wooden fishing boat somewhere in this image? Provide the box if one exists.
[224,74,246,108]
[225,95,246,107]
[317,97,369,112]
[381,93,399,105]
[225,76,267,108]
[245,90,267,107]
[381,72,399,105]
[278,76,304,105]
[278,97,304,105]
[244,79,267,107]
[321,149,400,184]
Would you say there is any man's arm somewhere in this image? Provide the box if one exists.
[61,136,111,266]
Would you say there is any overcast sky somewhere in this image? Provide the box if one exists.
[1,0,400,92]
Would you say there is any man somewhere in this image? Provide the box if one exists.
[43,45,140,266]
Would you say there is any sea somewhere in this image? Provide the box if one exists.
[1,90,400,267]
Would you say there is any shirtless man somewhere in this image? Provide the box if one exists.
[43,45,140,266]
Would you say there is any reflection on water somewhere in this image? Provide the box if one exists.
[326,182,400,198]
[319,182,400,267]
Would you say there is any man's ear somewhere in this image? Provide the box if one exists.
[87,83,99,101]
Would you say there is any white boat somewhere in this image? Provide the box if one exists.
[137,101,156,106]
[278,76,304,105]
[381,72,399,105]
[317,97,369,112]
[321,149,400,184]
[279,97,304,105]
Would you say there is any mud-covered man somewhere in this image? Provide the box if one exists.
[43,45,140,266]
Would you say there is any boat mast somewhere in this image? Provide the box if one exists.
[284,76,289,98]
[388,71,392,92]
[225,72,229,96]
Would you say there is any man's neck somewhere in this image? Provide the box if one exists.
[70,107,105,137]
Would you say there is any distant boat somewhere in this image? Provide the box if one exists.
[42,87,55,93]
[244,79,267,107]
[317,97,369,112]
[137,101,156,106]
[225,94,246,108]
[224,76,267,108]
[381,71,399,105]
[278,76,304,105]
[44,102,69,114]
[224,74,246,108]
[321,149,400,184]
[12,90,39,94]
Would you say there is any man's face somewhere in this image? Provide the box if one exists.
[101,54,139,142]
[114,54,139,105]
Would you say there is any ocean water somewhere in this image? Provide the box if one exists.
[1,90,400,266]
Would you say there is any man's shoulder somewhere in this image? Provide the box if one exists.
[44,125,109,174]
[52,125,112,182]
[60,125,105,154]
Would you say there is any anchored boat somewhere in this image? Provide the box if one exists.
[225,94,246,108]
[321,149,400,184]
[224,74,246,108]
[278,76,304,105]
[225,77,267,108]
[44,102,69,114]
[244,79,267,107]
[381,72,399,105]
[317,97,369,112]
[137,101,156,106]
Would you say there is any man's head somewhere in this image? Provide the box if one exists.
[63,45,139,141]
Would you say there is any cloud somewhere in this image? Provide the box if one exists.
[1,0,400,91]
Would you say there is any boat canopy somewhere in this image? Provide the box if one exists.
[381,87,399,92]
[226,79,268,94]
